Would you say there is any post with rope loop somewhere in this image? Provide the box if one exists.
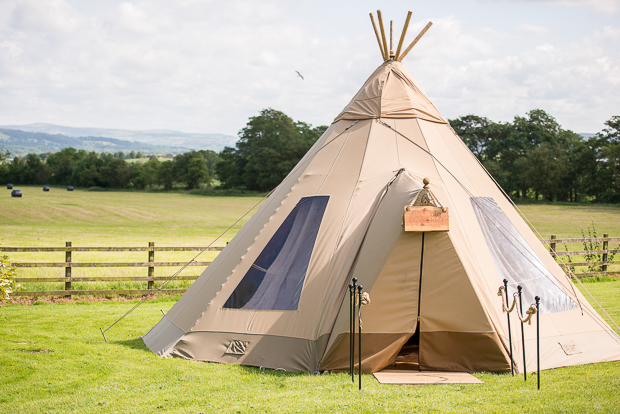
[349,280,356,382]
[535,296,541,391]
[349,277,357,384]
[517,285,527,381]
[358,284,363,390]
[503,279,514,375]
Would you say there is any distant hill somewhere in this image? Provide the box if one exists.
[0,123,237,154]
[0,128,193,157]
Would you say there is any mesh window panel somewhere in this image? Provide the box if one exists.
[471,197,576,314]
[224,196,329,310]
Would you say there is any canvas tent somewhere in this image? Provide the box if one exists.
[143,16,620,374]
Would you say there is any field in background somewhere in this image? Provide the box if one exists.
[1,186,264,292]
[2,187,620,293]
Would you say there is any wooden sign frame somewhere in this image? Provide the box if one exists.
[404,206,449,232]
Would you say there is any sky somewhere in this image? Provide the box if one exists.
[0,0,618,137]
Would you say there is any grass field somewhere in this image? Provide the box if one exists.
[2,187,620,413]
[1,186,265,292]
[0,287,619,413]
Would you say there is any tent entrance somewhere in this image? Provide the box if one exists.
[390,231,425,371]
[392,327,420,370]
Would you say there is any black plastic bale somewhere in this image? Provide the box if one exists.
[7,183,13,189]
[43,186,50,192]
[67,186,74,191]
[11,189,22,197]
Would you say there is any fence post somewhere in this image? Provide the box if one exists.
[602,234,608,272]
[550,235,556,256]
[65,241,72,298]
[148,242,155,289]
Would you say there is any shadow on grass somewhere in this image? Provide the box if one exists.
[115,337,149,351]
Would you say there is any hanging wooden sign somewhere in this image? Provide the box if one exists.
[404,206,449,232]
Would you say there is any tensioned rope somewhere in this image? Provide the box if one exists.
[101,120,365,339]
[376,119,620,337]
[101,188,274,339]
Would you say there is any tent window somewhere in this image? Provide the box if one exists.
[224,196,329,311]
[471,197,576,314]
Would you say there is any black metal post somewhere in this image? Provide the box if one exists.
[358,284,363,390]
[349,282,355,382]
[535,296,540,391]
[504,279,514,376]
[517,285,527,381]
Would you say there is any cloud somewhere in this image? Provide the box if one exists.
[9,0,83,33]
[0,0,617,137]
[513,0,619,13]
[518,23,550,34]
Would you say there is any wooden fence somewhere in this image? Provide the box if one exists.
[4,234,619,297]
[541,234,620,276]
[5,242,224,297]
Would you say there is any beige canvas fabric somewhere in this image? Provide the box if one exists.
[143,60,620,374]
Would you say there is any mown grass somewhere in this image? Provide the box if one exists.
[2,189,620,412]
[1,290,619,414]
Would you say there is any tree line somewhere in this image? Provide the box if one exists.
[451,111,619,203]
[0,148,219,191]
[1,108,618,203]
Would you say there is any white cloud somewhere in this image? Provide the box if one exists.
[0,0,618,137]
[518,23,550,34]
[9,0,83,33]
[514,0,620,13]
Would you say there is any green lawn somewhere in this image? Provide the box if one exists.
[0,292,619,413]
[2,188,620,412]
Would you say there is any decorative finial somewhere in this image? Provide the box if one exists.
[423,177,430,188]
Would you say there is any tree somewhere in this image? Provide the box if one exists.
[100,157,131,188]
[182,156,209,190]
[216,109,326,191]
[0,150,10,161]
[130,163,149,190]
[157,160,175,191]
[598,116,620,202]
[450,115,505,161]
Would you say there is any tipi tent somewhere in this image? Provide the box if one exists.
[143,14,620,374]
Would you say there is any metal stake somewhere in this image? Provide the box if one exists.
[517,285,527,381]
[535,296,540,391]
[504,279,514,375]
[358,284,363,390]
[349,282,355,382]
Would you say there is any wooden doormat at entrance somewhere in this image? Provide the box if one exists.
[373,370,483,385]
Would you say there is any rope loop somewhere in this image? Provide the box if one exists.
[498,286,517,313]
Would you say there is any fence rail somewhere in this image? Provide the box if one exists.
[7,242,224,298]
[545,233,619,276]
[5,234,619,298]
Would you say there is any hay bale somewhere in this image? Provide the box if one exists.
[11,189,22,197]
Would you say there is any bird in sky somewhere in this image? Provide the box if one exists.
[295,70,304,80]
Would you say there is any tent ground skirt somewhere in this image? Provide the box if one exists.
[373,370,483,385]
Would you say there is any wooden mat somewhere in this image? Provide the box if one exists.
[373,370,483,385]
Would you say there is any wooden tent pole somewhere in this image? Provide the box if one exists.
[390,20,394,59]
[398,21,433,62]
[369,13,387,60]
[395,11,412,61]
[377,10,389,62]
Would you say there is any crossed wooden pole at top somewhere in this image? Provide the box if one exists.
[369,10,433,62]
